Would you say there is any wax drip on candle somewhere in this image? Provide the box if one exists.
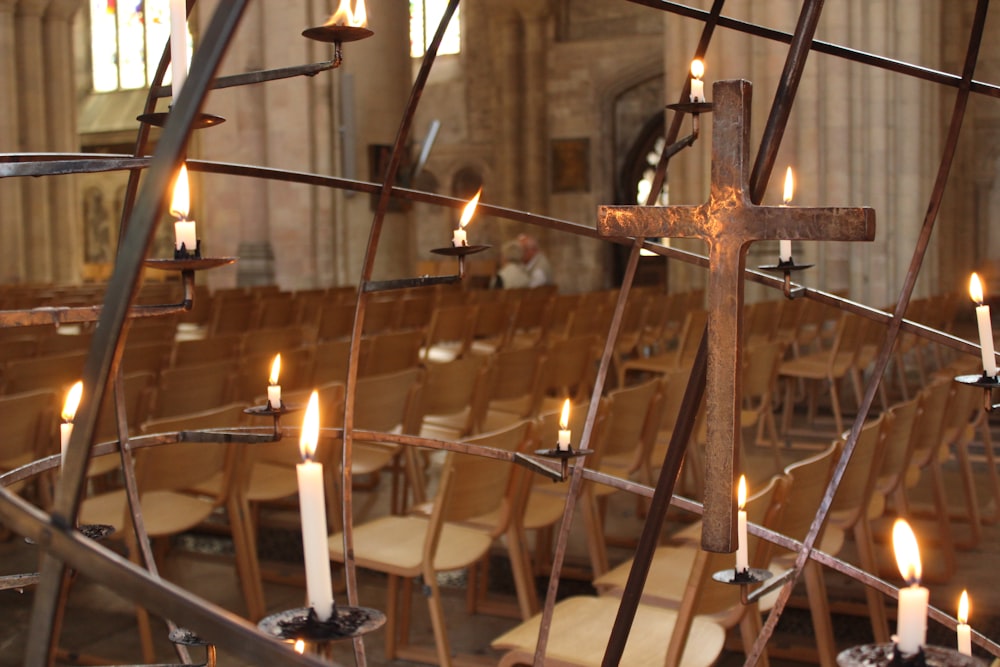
[171,163,198,256]
[957,590,972,656]
[61,381,83,467]
[453,188,481,247]
[779,167,794,263]
[689,59,705,103]
[268,354,282,409]
[892,519,928,656]
[557,398,571,451]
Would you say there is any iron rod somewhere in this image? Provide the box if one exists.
[151,60,340,98]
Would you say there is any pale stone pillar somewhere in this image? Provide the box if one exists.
[340,0,412,282]
[0,0,25,282]
[15,0,53,283]
[521,8,548,216]
[492,8,523,210]
[43,0,83,284]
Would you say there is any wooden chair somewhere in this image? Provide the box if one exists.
[0,389,56,499]
[469,299,514,355]
[778,312,867,436]
[256,294,298,329]
[421,304,477,363]
[363,329,423,376]
[90,371,156,478]
[592,474,787,667]
[119,341,172,377]
[418,356,491,441]
[535,335,598,414]
[207,293,260,336]
[310,337,370,386]
[80,407,238,662]
[315,300,357,341]
[741,340,786,466]
[148,360,236,419]
[478,345,545,432]
[240,326,304,358]
[361,298,400,335]
[328,445,515,666]
[170,334,242,368]
[2,351,86,395]
[507,286,556,348]
[618,309,706,387]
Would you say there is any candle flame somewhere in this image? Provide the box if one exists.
[294,639,306,654]
[783,166,794,204]
[737,474,747,510]
[892,518,922,584]
[690,59,704,79]
[170,163,190,219]
[559,399,571,431]
[299,390,320,461]
[459,188,482,230]
[324,0,367,28]
[958,590,970,625]
[62,381,83,422]
[970,273,985,306]
[269,354,281,385]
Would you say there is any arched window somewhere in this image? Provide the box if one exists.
[89,0,190,92]
[409,1,460,58]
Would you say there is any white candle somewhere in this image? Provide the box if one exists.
[736,475,749,572]
[957,590,972,656]
[296,391,334,621]
[174,219,197,253]
[268,354,282,409]
[557,399,571,451]
[452,227,467,247]
[969,274,997,376]
[780,167,794,263]
[61,381,83,467]
[170,0,188,97]
[892,519,927,655]
[690,59,705,103]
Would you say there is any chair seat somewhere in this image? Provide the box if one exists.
[328,515,493,575]
[779,355,852,380]
[244,462,298,503]
[81,489,217,537]
[352,442,399,476]
[491,595,724,667]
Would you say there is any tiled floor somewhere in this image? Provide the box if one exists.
[1,408,999,666]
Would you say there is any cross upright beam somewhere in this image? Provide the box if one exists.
[598,79,875,552]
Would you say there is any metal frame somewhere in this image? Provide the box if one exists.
[0,1,998,666]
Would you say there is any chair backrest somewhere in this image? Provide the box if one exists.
[0,389,57,467]
[316,301,357,341]
[778,442,840,546]
[422,304,477,361]
[672,310,707,368]
[208,294,260,336]
[742,340,785,403]
[418,356,490,436]
[353,367,424,435]
[151,360,236,418]
[908,375,950,470]
[257,295,298,329]
[238,348,311,403]
[171,334,242,368]
[94,371,155,442]
[363,330,423,376]
[120,342,172,377]
[472,300,514,350]
[830,413,889,528]
[535,398,606,457]
[361,298,400,335]
[311,338,372,386]
[3,351,86,395]
[876,397,920,497]
[241,326,304,358]
[482,345,544,421]
[597,377,661,464]
[537,335,597,403]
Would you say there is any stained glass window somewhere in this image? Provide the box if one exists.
[410,1,460,58]
[89,0,187,93]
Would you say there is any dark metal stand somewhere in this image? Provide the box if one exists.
[244,403,299,440]
[258,606,385,660]
[534,446,594,482]
[954,373,1000,412]
[759,258,814,299]
[837,644,983,667]
[711,567,773,605]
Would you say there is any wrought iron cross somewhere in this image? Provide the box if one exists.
[598,79,875,553]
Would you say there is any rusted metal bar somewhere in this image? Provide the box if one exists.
[361,275,461,292]
[626,0,1000,100]
[745,0,992,664]
[0,573,41,591]
[23,3,249,665]
[339,3,459,664]
[602,329,708,666]
[748,0,826,205]
[151,60,340,98]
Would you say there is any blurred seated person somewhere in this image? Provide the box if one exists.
[493,240,532,289]
[518,233,553,287]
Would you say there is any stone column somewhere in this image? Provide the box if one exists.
[44,0,83,284]
[521,7,548,216]
[15,0,53,283]
[0,0,25,282]
[492,8,523,209]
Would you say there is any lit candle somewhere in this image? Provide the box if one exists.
[60,381,83,467]
[736,475,749,572]
[957,590,972,655]
[969,273,997,377]
[689,59,705,103]
[296,391,334,621]
[453,188,481,247]
[171,163,197,255]
[779,166,794,263]
[294,639,306,655]
[892,519,928,655]
[557,399,571,451]
[324,0,368,26]
[268,354,282,409]
[169,0,188,96]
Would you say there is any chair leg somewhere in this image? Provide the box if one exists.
[854,520,890,643]
[580,487,609,576]
[227,494,266,621]
[424,573,454,667]
[952,438,983,548]
[506,524,540,619]
[738,606,769,667]
[385,575,399,660]
[828,378,844,435]
[804,560,838,667]
[980,424,1000,524]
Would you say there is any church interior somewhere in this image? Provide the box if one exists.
[2,1,1000,665]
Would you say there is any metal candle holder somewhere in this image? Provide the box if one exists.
[244,402,300,440]
[301,24,374,68]
[665,100,714,136]
[534,444,594,482]
[169,628,217,667]
[836,644,984,667]
[257,605,385,659]
[758,258,814,299]
[711,567,773,605]
[430,244,491,281]
[954,373,1000,412]
[136,109,226,129]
